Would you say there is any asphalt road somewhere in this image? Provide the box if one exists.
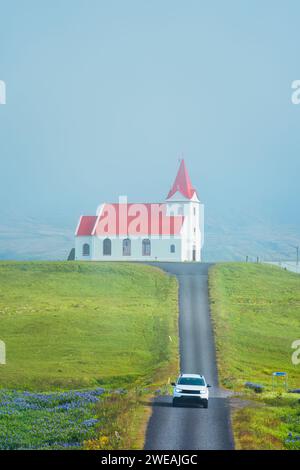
[144,263,234,450]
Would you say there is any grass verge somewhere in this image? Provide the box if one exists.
[209,262,300,450]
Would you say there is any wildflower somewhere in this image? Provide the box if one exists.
[82,418,99,427]
[100,436,109,446]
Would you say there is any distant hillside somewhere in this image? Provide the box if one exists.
[0,213,73,261]
[0,211,298,262]
[203,213,299,262]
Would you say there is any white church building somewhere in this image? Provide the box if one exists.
[75,160,204,262]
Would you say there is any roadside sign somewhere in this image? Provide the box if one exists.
[272,372,288,390]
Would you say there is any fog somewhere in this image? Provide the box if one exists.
[0,1,299,235]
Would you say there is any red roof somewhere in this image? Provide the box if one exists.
[76,204,184,237]
[76,216,97,236]
[167,159,196,200]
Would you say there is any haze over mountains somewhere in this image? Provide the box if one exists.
[203,212,300,262]
[0,212,73,261]
[0,210,298,263]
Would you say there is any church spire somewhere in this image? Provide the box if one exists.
[166,159,196,200]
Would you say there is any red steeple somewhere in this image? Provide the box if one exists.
[167,159,196,200]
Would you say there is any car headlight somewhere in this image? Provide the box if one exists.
[200,390,206,394]
[175,388,181,393]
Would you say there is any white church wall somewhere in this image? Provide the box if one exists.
[199,203,204,248]
[166,195,203,262]
[75,236,93,260]
[78,236,182,262]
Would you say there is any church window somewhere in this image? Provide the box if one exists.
[82,243,90,256]
[142,239,151,256]
[170,244,175,253]
[103,238,112,256]
[123,238,131,256]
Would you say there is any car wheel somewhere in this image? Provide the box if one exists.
[203,399,208,409]
[172,398,178,407]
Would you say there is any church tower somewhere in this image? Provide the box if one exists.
[165,159,204,261]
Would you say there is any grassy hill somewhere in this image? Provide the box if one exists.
[209,263,300,449]
[0,261,178,449]
[0,261,178,391]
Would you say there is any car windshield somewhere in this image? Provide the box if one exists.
[178,377,205,386]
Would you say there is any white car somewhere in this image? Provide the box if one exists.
[172,373,211,408]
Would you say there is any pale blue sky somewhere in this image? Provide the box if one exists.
[0,1,299,227]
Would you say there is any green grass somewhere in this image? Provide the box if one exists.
[0,261,179,449]
[209,262,300,449]
[0,261,178,391]
[232,393,300,450]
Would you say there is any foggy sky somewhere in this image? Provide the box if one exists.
[0,1,299,228]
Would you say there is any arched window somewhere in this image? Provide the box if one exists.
[170,244,175,253]
[123,238,131,256]
[82,243,90,256]
[142,238,151,256]
[178,205,184,215]
[103,238,112,256]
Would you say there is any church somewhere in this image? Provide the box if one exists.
[75,160,204,262]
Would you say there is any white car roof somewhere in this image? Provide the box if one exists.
[180,373,204,378]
